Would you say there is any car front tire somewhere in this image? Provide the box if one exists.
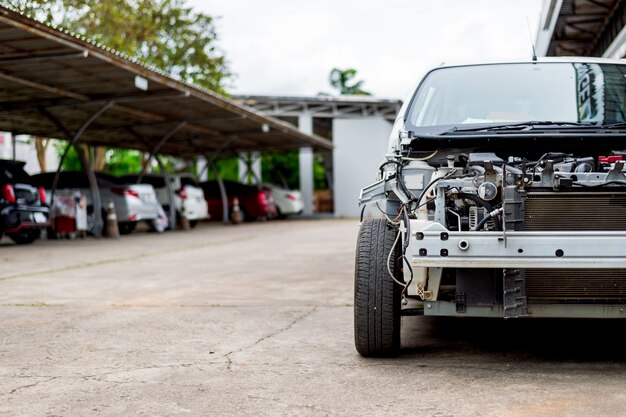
[354,219,402,357]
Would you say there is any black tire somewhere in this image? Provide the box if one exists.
[118,222,137,235]
[8,229,40,245]
[189,220,198,228]
[354,219,402,357]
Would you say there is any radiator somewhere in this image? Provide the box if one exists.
[525,191,626,231]
[526,269,626,301]
[524,190,626,302]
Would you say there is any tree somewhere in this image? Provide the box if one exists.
[8,0,231,173]
[33,137,51,171]
[9,0,230,92]
[329,68,371,96]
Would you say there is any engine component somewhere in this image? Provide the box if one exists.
[478,182,498,201]
[468,206,495,231]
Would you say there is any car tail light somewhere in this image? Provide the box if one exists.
[112,187,140,199]
[178,187,187,200]
[285,193,296,201]
[257,192,267,205]
[2,184,15,203]
[38,186,46,204]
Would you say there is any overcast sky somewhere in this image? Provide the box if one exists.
[188,0,544,99]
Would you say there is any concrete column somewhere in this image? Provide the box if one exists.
[298,114,314,215]
[238,152,261,185]
[11,133,16,161]
[197,156,208,182]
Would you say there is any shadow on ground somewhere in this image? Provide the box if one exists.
[400,316,626,364]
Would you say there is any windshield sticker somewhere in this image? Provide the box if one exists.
[575,63,604,124]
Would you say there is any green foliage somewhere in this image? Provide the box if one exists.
[206,156,240,182]
[104,149,144,175]
[261,152,299,189]
[8,0,231,92]
[53,141,82,171]
[329,68,371,96]
[261,152,326,190]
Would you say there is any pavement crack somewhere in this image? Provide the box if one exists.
[6,376,58,395]
[225,306,317,370]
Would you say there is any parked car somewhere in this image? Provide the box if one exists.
[33,171,164,235]
[120,173,209,227]
[200,180,277,222]
[0,160,49,244]
[263,183,303,218]
[355,57,626,357]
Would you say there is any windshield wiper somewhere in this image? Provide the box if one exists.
[601,122,626,129]
[450,121,597,133]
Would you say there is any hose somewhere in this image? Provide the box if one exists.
[474,207,504,231]
[453,192,502,231]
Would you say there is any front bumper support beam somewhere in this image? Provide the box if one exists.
[411,226,626,269]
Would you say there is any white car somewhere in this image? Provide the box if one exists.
[263,184,303,217]
[122,174,209,227]
[33,171,165,235]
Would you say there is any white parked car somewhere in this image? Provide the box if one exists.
[33,171,165,234]
[263,184,303,217]
[121,174,209,227]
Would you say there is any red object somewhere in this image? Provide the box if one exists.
[598,155,623,163]
[55,216,76,233]
[201,180,277,220]
[38,186,46,204]
[286,193,296,201]
[178,187,188,200]
[2,184,15,203]
[112,187,140,199]
[257,191,267,206]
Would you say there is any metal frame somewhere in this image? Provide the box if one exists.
[235,95,402,121]
[411,226,626,269]
[423,301,626,319]
[238,152,261,187]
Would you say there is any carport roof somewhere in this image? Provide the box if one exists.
[541,0,624,57]
[0,6,332,157]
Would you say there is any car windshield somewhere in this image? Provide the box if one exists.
[407,62,626,129]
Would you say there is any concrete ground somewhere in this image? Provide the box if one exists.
[1,219,626,416]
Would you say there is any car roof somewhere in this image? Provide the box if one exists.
[435,56,626,70]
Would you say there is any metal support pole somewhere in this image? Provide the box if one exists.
[197,137,237,180]
[38,103,112,236]
[156,155,177,230]
[137,122,187,182]
[210,163,229,224]
[75,145,103,237]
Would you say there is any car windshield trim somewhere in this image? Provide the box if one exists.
[449,121,599,133]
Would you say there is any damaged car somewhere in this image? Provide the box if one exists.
[355,58,626,357]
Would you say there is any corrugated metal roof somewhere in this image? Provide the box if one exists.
[545,0,624,57]
[0,5,332,156]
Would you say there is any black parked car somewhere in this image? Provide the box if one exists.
[0,160,49,244]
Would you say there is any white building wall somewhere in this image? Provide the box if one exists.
[332,118,392,218]
[0,133,60,174]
